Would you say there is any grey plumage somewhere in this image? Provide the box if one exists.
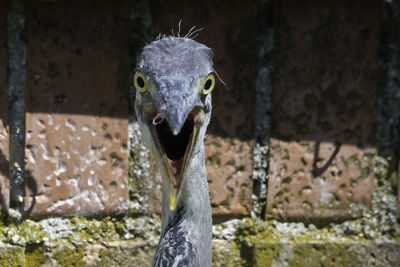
[153,206,199,266]
[137,37,212,76]
[134,36,214,267]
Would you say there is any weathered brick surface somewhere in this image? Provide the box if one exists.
[150,0,257,217]
[268,141,375,220]
[205,136,253,216]
[0,0,389,222]
[268,0,379,220]
[24,1,130,217]
[0,0,10,210]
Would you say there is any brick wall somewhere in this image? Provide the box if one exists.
[0,0,398,225]
[268,0,378,221]
[24,0,130,218]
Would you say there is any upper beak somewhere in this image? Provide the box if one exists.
[151,76,201,210]
[153,75,198,135]
[164,105,192,135]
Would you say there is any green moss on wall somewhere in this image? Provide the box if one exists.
[54,246,85,267]
[212,240,244,267]
[253,243,282,267]
[287,243,359,267]
[0,246,24,267]
[95,249,116,267]
[24,245,45,267]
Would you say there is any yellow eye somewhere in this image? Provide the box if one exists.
[134,71,147,93]
[202,74,215,95]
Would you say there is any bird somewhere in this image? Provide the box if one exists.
[133,33,215,267]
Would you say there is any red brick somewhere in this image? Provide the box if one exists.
[24,1,130,217]
[268,0,379,220]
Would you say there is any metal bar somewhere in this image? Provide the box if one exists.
[379,0,400,212]
[252,0,274,219]
[7,0,27,222]
[378,0,400,159]
[127,0,153,214]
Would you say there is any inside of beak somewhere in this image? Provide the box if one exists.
[156,115,194,161]
[155,111,196,195]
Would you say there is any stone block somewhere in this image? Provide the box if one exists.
[83,241,157,267]
[24,1,131,217]
[250,241,400,267]
[0,244,24,267]
[212,239,241,266]
[148,0,258,217]
[0,214,397,266]
[268,0,379,220]
[398,162,400,214]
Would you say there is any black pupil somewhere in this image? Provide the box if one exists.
[137,76,145,88]
[204,79,212,90]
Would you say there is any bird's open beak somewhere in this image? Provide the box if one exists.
[144,76,205,211]
[153,108,201,210]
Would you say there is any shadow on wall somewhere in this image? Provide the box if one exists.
[270,0,378,150]
[22,0,380,146]
[25,0,130,119]
[24,0,259,142]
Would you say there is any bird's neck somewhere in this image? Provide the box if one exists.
[160,142,212,264]
[161,144,211,226]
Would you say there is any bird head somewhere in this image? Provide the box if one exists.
[134,36,214,211]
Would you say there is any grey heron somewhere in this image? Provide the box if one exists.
[134,35,215,266]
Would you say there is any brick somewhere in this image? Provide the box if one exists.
[268,141,375,220]
[268,0,379,220]
[24,1,130,217]
[149,0,258,217]
[205,136,253,217]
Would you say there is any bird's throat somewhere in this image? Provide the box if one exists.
[160,140,211,236]
[168,158,183,188]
